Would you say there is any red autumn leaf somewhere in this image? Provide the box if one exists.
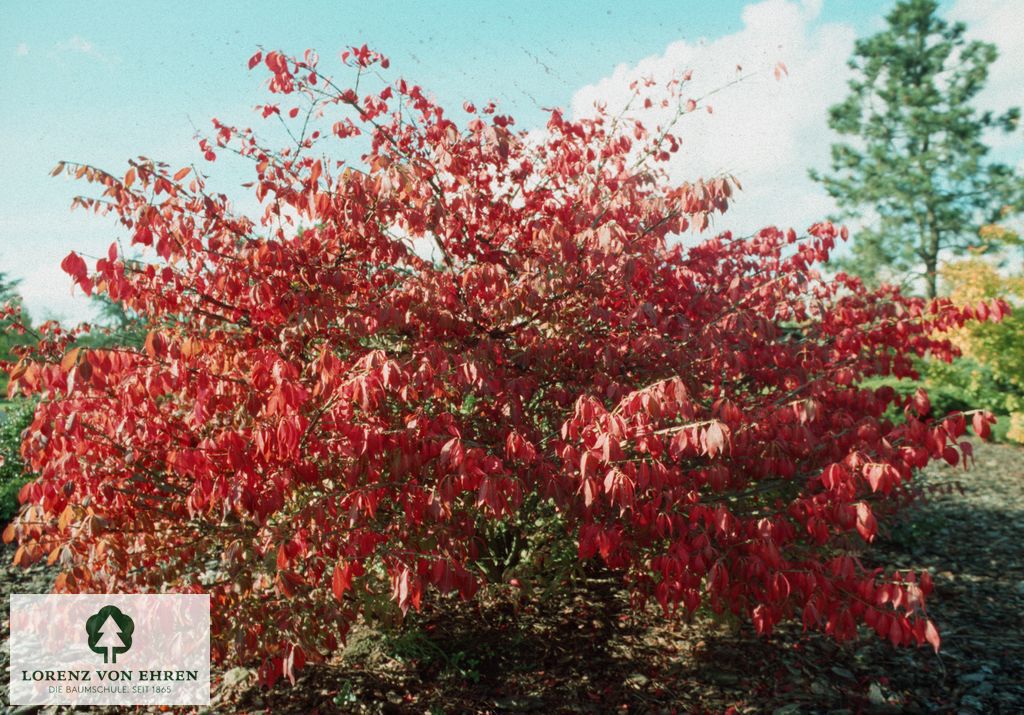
[942,445,959,466]
[972,411,992,440]
[60,251,87,282]
[912,387,931,416]
[332,562,353,601]
[60,347,81,373]
[704,421,729,458]
[855,503,877,542]
[924,619,941,653]
[580,451,597,479]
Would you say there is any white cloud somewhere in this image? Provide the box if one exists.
[14,42,29,57]
[54,35,117,63]
[58,36,95,54]
[571,0,856,236]
[949,0,1024,150]
[0,212,106,326]
[568,0,1024,239]
[18,263,89,325]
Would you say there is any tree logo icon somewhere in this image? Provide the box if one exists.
[85,605,134,664]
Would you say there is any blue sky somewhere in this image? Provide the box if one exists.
[1,0,1019,324]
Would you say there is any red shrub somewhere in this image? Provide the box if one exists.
[3,47,1001,684]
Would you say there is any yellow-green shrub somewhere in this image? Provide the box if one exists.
[941,247,1024,441]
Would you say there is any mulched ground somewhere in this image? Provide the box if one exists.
[3,440,1023,713]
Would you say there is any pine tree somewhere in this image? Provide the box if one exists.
[0,271,29,372]
[0,272,19,306]
[810,0,1022,297]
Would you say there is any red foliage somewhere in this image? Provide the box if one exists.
[3,48,1002,684]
